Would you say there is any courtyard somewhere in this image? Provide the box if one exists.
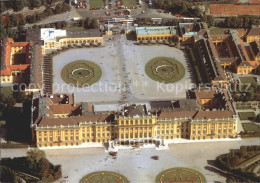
[41,138,259,183]
[52,35,193,105]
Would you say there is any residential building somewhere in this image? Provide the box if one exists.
[32,89,238,148]
[246,27,260,43]
[0,38,31,85]
[135,26,177,41]
[26,28,104,54]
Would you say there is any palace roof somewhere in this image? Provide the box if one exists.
[0,38,30,76]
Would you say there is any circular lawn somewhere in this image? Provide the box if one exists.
[79,171,129,183]
[156,167,206,183]
[145,57,185,83]
[61,60,102,88]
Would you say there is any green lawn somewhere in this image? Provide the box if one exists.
[242,123,260,133]
[61,60,102,88]
[79,171,129,183]
[239,77,257,86]
[89,0,105,8]
[238,112,256,121]
[209,27,229,35]
[156,168,206,183]
[0,86,13,98]
[122,0,137,7]
[236,105,253,110]
[145,57,185,84]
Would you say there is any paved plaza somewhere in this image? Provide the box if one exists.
[52,35,193,105]
[42,138,259,183]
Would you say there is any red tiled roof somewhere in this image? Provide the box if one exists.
[0,38,30,76]
[210,4,260,16]
[247,27,260,36]
[38,114,112,127]
[49,104,81,114]
[158,111,197,120]
[193,111,234,120]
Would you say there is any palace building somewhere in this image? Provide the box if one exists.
[194,28,259,80]
[0,38,31,85]
[246,27,260,43]
[135,26,177,41]
[32,89,238,148]
[179,22,207,43]
[26,28,104,54]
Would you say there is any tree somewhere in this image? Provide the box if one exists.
[33,0,42,9]
[247,87,255,101]
[91,19,98,29]
[0,2,7,13]
[78,19,84,27]
[26,14,37,24]
[194,6,202,17]
[54,3,62,14]
[0,166,18,183]
[206,15,215,27]
[243,16,250,28]
[0,25,7,39]
[19,15,26,25]
[38,158,50,172]
[41,0,47,6]
[13,0,26,12]
[181,2,188,14]
[201,14,207,22]
[44,8,54,16]
[27,149,46,163]
[225,17,231,27]
[84,17,92,29]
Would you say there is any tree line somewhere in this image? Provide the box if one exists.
[223,16,260,28]
[1,149,62,182]
[0,2,71,40]
[153,0,202,17]
[0,0,65,13]
[216,145,260,183]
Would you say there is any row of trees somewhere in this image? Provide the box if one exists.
[153,0,202,17]
[216,146,260,182]
[0,2,71,40]
[1,149,62,182]
[0,90,32,142]
[231,81,259,102]
[82,17,99,29]
[224,16,260,28]
[2,2,70,28]
[201,15,215,27]
[0,0,62,12]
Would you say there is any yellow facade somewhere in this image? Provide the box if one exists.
[190,119,237,140]
[1,75,13,84]
[236,65,255,74]
[179,35,193,43]
[35,115,237,148]
[36,122,113,147]
[116,116,157,139]
[246,35,260,43]
[44,37,104,50]
[199,98,220,108]
[137,34,174,41]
